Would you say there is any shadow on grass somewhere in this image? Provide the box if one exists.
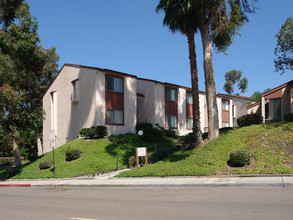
[167,150,193,163]
[105,133,179,167]
[0,155,44,180]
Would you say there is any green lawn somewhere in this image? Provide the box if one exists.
[1,122,293,179]
[117,122,293,177]
[0,133,156,179]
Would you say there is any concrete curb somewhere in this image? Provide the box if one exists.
[0,176,292,188]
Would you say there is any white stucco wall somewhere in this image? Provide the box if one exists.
[153,83,165,128]
[216,97,222,128]
[137,79,155,124]
[42,65,136,154]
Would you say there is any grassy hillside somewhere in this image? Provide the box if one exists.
[1,122,292,179]
[117,122,293,177]
[0,133,157,179]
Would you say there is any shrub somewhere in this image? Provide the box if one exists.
[28,154,38,162]
[141,127,164,143]
[109,134,129,144]
[135,122,153,133]
[79,126,108,139]
[7,166,21,177]
[0,157,14,166]
[39,161,51,170]
[128,156,136,168]
[237,114,263,127]
[228,149,251,167]
[162,128,176,138]
[66,148,81,161]
[156,125,176,138]
[96,126,108,138]
[284,114,293,122]
[79,128,93,139]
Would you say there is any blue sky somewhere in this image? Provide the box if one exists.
[27,0,292,97]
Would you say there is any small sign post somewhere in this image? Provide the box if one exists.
[136,147,148,168]
[50,130,56,175]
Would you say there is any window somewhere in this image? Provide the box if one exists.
[166,88,177,101]
[106,76,122,92]
[71,79,79,102]
[222,100,229,111]
[187,92,192,104]
[265,98,281,121]
[107,109,123,124]
[50,91,57,134]
[222,122,229,128]
[105,75,124,125]
[232,105,235,117]
[166,115,177,128]
[187,118,193,129]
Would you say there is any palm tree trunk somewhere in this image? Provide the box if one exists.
[187,30,203,147]
[200,23,219,140]
[36,129,43,155]
[13,136,21,166]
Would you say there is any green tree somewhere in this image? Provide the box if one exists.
[223,69,248,95]
[242,88,270,108]
[274,17,293,75]
[157,0,256,140]
[0,84,24,165]
[0,0,59,165]
[156,0,203,147]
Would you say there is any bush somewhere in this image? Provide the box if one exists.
[109,134,129,144]
[162,128,176,138]
[79,128,94,139]
[79,126,108,139]
[66,148,81,161]
[39,161,51,170]
[7,166,21,177]
[237,114,263,127]
[96,126,108,138]
[0,157,14,166]
[28,154,38,162]
[128,156,136,168]
[135,122,153,134]
[228,149,251,167]
[141,127,164,143]
[156,125,176,138]
[284,114,293,122]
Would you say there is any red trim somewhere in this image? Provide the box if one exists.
[247,101,261,109]
[105,74,124,126]
[217,93,250,100]
[261,80,293,97]
[221,99,230,124]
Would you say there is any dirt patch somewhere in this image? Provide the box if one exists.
[286,143,293,156]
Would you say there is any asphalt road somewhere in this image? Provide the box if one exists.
[0,187,292,220]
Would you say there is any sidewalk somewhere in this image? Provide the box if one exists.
[1,170,293,188]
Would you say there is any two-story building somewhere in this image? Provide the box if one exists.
[42,64,250,154]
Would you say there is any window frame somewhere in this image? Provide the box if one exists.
[165,86,178,129]
[105,74,124,126]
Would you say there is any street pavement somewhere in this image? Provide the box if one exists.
[1,169,293,188]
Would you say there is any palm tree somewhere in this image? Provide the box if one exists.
[158,0,256,141]
[157,0,203,147]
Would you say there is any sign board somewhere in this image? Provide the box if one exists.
[50,130,56,148]
[137,147,146,157]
